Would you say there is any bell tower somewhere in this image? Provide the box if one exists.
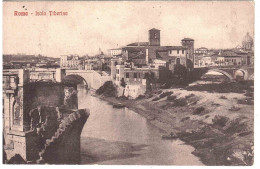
[149,28,160,46]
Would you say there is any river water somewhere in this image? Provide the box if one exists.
[78,86,203,165]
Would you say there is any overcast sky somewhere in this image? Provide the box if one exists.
[3,1,254,57]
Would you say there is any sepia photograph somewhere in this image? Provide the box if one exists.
[2,0,255,166]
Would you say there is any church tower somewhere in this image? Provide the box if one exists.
[149,28,160,46]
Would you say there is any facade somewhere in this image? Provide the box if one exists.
[60,55,85,70]
[110,28,194,98]
[195,47,208,56]
[181,38,195,65]
[108,48,122,57]
[121,28,191,70]
[242,32,254,51]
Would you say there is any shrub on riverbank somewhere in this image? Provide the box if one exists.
[193,107,205,115]
[167,95,177,101]
[159,91,173,98]
[212,115,229,127]
[152,97,161,101]
[173,98,187,107]
[96,81,116,97]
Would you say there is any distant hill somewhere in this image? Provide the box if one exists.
[3,54,59,63]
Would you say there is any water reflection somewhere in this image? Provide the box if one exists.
[78,86,203,165]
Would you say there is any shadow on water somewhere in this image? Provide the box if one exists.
[80,137,147,164]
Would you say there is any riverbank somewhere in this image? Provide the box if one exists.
[96,80,254,166]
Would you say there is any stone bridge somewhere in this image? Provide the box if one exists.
[194,65,254,81]
[3,68,111,90]
[2,69,90,163]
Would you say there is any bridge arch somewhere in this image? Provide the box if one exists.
[234,69,248,80]
[205,69,234,81]
[62,74,89,88]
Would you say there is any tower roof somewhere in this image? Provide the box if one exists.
[149,28,160,31]
[182,38,194,41]
[242,32,253,44]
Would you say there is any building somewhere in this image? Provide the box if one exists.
[60,55,85,70]
[108,48,122,57]
[242,32,254,51]
[181,38,195,67]
[195,47,208,55]
[110,28,194,98]
[121,28,192,71]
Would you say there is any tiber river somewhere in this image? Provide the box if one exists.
[78,86,203,165]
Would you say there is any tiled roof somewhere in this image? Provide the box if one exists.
[149,28,160,31]
[182,38,194,41]
[132,59,147,65]
[221,51,241,57]
[126,42,149,46]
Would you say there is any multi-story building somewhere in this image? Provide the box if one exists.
[108,48,122,57]
[121,28,193,71]
[60,55,85,70]
[110,28,195,98]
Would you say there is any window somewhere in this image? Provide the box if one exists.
[182,50,184,54]
[126,73,129,78]
[134,73,137,78]
[176,58,180,65]
[145,73,149,78]
[170,50,172,54]
[177,50,179,54]
[138,73,141,78]
[154,33,157,38]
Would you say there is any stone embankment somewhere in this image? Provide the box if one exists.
[36,109,90,164]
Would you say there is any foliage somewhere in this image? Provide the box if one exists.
[193,107,205,115]
[172,98,187,106]
[96,81,116,97]
[167,95,177,101]
[212,115,229,127]
[159,91,173,98]
[152,97,161,101]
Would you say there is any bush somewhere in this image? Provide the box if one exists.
[157,90,162,94]
[185,93,195,99]
[167,95,177,101]
[96,81,116,97]
[237,98,254,105]
[159,91,173,98]
[220,95,227,99]
[152,97,161,101]
[173,98,187,107]
[193,107,205,115]
[136,95,145,100]
[212,115,229,127]
[181,116,190,122]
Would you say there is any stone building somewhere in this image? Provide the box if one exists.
[242,32,254,51]
[60,55,85,70]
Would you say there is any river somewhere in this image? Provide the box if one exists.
[78,86,203,165]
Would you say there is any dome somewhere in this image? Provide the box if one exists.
[242,32,253,44]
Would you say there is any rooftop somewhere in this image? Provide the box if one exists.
[182,38,194,41]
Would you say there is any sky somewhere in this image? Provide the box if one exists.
[3,1,254,58]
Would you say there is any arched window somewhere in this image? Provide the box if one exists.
[176,58,180,65]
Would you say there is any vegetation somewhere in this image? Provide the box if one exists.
[159,91,173,98]
[152,97,161,101]
[167,95,177,101]
[193,107,205,115]
[212,115,229,127]
[96,81,116,97]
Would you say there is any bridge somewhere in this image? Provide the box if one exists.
[193,65,254,81]
[3,68,111,91]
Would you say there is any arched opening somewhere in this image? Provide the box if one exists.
[63,75,88,89]
[234,69,248,81]
[200,69,233,83]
